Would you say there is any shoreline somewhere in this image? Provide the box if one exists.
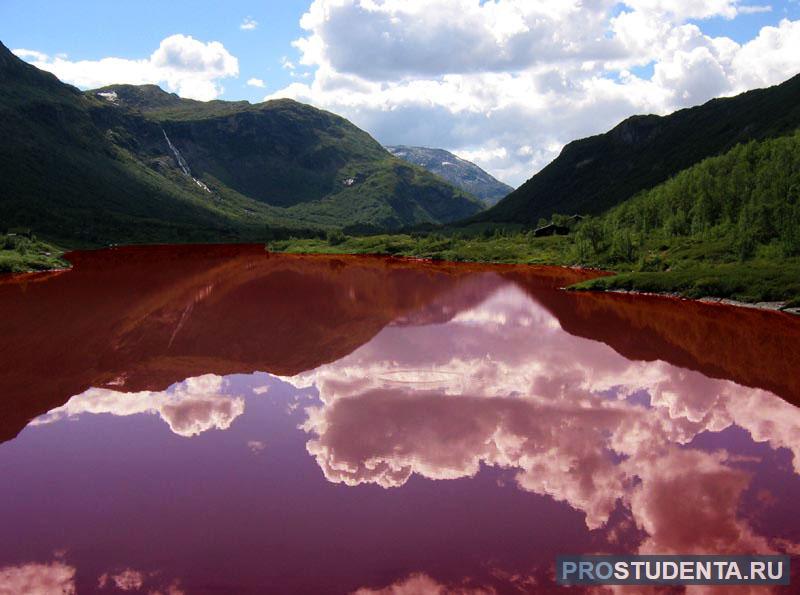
[697,296,799,314]
[3,243,799,316]
[582,288,800,316]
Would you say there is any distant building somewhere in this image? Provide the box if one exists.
[533,223,570,237]
[533,214,584,237]
[7,227,33,238]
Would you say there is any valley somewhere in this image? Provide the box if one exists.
[2,37,799,308]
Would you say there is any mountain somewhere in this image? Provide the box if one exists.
[386,145,512,206]
[0,41,481,246]
[474,73,800,225]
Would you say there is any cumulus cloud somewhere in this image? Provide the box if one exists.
[33,374,245,438]
[246,77,266,88]
[732,18,800,87]
[14,34,239,101]
[269,1,800,185]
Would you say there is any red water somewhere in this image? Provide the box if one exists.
[0,245,798,594]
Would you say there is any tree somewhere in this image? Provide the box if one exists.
[326,229,347,246]
[575,217,604,255]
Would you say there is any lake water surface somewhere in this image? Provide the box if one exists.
[1,245,799,594]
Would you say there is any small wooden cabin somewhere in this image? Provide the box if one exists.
[533,223,570,237]
[533,214,584,237]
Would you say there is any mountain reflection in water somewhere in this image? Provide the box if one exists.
[0,245,798,593]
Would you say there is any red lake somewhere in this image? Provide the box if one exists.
[0,245,799,594]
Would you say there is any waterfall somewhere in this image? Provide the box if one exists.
[162,129,212,193]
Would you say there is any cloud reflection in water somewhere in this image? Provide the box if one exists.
[0,560,76,595]
[21,274,800,579]
[33,374,244,438]
[287,284,800,554]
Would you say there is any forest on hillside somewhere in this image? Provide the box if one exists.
[576,130,800,265]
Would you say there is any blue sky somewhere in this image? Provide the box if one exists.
[690,1,799,40]
[0,0,311,101]
[2,1,799,185]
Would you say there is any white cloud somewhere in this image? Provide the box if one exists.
[11,48,48,62]
[246,77,266,88]
[651,45,732,106]
[240,16,258,31]
[732,18,800,87]
[14,34,239,101]
[623,0,741,20]
[268,1,800,185]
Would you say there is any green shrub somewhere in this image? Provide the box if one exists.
[325,229,348,246]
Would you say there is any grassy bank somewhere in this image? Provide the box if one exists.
[4,223,798,309]
[571,260,800,304]
[268,231,574,265]
[269,230,800,307]
[0,234,69,274]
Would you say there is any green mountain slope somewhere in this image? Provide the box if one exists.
[588,130,800,258]
[474,73,800,225]
[0,42,481,247]
[1,47,240,246]
[386,145,513,206]
[567,129,800,302]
